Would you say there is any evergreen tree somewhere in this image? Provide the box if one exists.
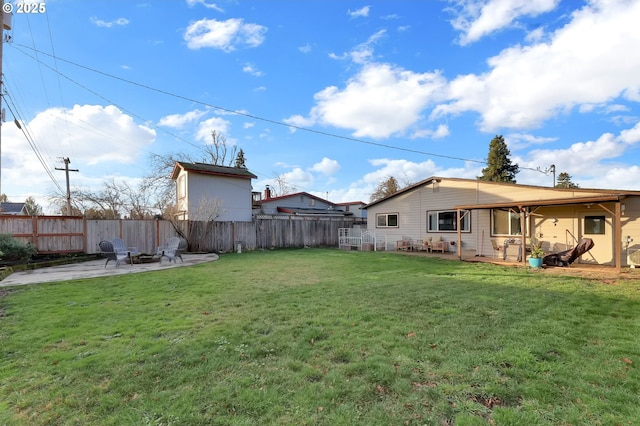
[370,176,400,202]
[24,196,43,216]
[234,149,247,169]
[555,172,579,188]
[478,135,519,183]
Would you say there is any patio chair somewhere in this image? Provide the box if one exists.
[112,238,141,264]
[490,239,504,258]
[160,237,185,263]
[98,240,129,268]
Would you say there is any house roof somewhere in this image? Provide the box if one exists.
[171,162,257,180]
[276,206,352,216]
[0,202,26,214]
[364,176,640,210]
[262,191,339,207]
[336,201,366,207]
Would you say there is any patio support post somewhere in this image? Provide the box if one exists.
[457,209,462,260]
[597,201,623,272]
[520,207,526,265]
[615,201,622,273]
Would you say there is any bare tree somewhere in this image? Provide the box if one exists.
[205,130,237,167]
[272,173,295,196]
[165,196,226,251]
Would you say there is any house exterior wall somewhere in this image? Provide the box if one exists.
[367,177,640,266]
[367,180,480,251]
[184,172,253,222]
[336,203,367,219]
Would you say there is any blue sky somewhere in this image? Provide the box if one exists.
[2,0,640,213]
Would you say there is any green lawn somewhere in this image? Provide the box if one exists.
[1,249,639,425]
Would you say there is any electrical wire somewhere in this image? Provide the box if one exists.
[11,43,550,174]
[3,89,65,195]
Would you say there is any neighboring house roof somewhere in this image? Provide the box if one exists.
[0,202,27,215]
[262,192,354,216]
[276,206,351,216]
[171,162,257,180]
[336,201,366,207]
[364,176,640,210]
[262,191,338,206]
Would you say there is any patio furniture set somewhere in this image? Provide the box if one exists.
[396,236,450,253]
[98,237,187,268]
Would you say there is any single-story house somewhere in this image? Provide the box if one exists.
[259,188,354,217]
[364,176,640,270]
[0,202,27,215]
[171,162,257,222]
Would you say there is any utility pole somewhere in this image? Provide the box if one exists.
[55,157,79,215]
[0,10,9,196]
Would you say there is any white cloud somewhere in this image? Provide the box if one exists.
[186,0,224,12]
[366,158,439,186]
[310,157,340,175]
[2,105,155,211]
[348,6,370,18]
[90,17,130,28]
[184,18,267,51]
[449,0,559,45]
[434,0,640,131]
[516,121,640,187]
[195,116,231,141]
[261,168,314,194]
[506,133,557,150]
[158,109,208,128]
[287,63,446,139]
[329,29,386,64]
[411,124,450,139]
[299,43,312,54]
[243,63,263,77]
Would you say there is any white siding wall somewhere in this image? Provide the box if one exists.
[367,181,480,251]
[187,173,253,222]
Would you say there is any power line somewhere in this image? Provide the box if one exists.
[3,89,65,194]
[10,43,551,175]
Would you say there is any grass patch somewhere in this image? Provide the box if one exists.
[1,249,640,424]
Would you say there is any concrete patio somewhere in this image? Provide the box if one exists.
[0,253,219,287]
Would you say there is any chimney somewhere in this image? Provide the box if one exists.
[264,185,272,200]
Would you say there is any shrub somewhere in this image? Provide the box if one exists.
[0,234,36,261]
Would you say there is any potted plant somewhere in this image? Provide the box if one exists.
[528,239,544,268]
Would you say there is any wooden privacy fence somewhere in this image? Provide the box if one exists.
[0,215,359,254]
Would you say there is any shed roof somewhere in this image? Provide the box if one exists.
[171,162,257,180]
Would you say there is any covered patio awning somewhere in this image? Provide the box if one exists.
[452,194,626,271]
[454,194,623,211]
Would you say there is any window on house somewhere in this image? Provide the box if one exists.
[491,209,522,236]
[584,215,606,234]
[376,213,398,228]
[310,198,316,207]
[427,210,470,232]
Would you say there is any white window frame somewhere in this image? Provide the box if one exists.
[427,210,470,233]
[376,213,399,228]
